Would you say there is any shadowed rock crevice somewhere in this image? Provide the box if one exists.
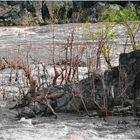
[41,1,50,22]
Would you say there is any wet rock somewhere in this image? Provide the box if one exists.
[19,106,35,118]
[14,72,103,118]
[132,72,140,99]
[51,74,103,112]
[134,96,140,117]
[133,72,140,116]
[0,98,18,122]
[119,50,140,98]
[7,50,140,118]
[105,50,140,116]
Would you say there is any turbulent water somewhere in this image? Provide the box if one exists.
[0,23,140,140]
[0,99,140,140]
[0,23,137,67]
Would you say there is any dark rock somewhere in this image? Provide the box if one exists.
[132,72,140,116]
[52,74,103,112]
[0,1,43,26]
[8,50,140,119]
[132,72,140,99]
[105,50,140,116]
[14,72,103,118]
[0,1,139,26]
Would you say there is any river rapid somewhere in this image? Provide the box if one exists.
[0,23,140,140]
[0,23,137,68]
[0,99,140,140]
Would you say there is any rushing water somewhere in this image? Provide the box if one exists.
[0,99,140,140]
[0,23,140,140]
[0,23,137,67]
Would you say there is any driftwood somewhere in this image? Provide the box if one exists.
[113,106,131,112]
[10,89,65,118]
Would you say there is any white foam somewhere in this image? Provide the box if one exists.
[19,117,33,126]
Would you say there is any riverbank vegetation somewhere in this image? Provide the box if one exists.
[0,2,140,120]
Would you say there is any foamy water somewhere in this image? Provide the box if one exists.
[0,112,139,140]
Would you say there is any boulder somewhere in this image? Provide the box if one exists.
[8,50,140,118]
[105,50,140,115]
[12,72,103,118]
[32,50,140,117]
[132,72,140,116]
[0,1,44,26]
[0,1,139,26]
[44,1,73,23]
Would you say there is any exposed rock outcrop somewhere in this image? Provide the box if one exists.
[0,1,44,26]
[8,50,140,118]
[105,50,140,116]
[0,1,139,26]
[11,74,103,118]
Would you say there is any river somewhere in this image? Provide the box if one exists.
[0,23,136,68]
[0,99,140,140]
[0,23,140,140]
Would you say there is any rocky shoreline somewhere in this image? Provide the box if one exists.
[0,50,139,120]
[0,1,139,26]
